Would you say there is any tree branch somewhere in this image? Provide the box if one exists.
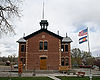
[0,0,20,36]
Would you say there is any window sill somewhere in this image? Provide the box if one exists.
[61,51,68,53]
[39,50,48,51]
[61,65,69,66]
[21,52,26,53]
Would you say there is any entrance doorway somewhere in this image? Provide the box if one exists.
[40,57,47,70]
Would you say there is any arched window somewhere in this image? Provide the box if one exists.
[61,58,69,66]
[61,44,68,52]
[39,41,48,50]
[44,41,48,50]
[65,45,68,52]
[61,45,64,52]
[21,45,26,52]
[61,58,64,66]
[39,41,43,50]
[65,58,69,66]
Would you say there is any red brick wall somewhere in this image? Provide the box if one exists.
[61,43,71,68]
[18,43,26,65]
[26,32,61,70]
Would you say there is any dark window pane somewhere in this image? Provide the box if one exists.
[44,41,48,50]
[61,58,64,66]
[21,45,25,52]
[21,58,25,64]
[24,45,26,52]
[39,42,43,50]
[65,58,69,66]
[65,45,68,52]
[61,45,64,52]
[40,57,47,59]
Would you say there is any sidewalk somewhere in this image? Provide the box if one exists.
[0,68,100,80]
[48,75,61,80]
[0,72,100,77]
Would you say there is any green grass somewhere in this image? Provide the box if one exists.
[56,76,100,80]
[0,76,100,80]
[0,77,53,80]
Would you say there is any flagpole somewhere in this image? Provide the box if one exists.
[87,27,90,53]
[87,27,92,80]
[87,27,90,55]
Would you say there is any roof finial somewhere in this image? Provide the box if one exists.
[57,30,59,35]
[66,33,68,37]
[23,33,25,37]
[42,2,44,19]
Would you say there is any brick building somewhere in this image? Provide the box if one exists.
[17,20,72,70]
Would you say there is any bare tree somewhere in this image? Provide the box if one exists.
[0,0,21,36]
[12,53,16,62]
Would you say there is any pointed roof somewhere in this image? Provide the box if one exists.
[17,37,26,43]
[62,37,72,43]
[24,29,63,40]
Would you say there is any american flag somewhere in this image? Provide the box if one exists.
[78,29,87,36]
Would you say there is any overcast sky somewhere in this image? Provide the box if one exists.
[0,0,100,57]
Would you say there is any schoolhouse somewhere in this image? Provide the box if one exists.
[17,19,72,70]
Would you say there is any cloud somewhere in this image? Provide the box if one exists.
[0,0,100,57]
[0,36,18,57]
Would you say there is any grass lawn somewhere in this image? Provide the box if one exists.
[0,77,53,80]
[56,76,100,80]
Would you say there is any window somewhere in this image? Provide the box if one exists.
[24,45,26,52]
[39,41,48,51]
[44,41,48,50]
[40,57,47,59]
[65,45,68,52]
[39,41,43,50]
[61,58,69,66]
[65,58,69,66]
[61,44,68,52]
[21,45,25,52]
[61,58,64,66]
[61,45,64,52]
[20,58,25,64]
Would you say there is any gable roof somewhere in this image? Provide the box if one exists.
[24,29,63,40]
[62,37,72,43]
[17,37,26,43]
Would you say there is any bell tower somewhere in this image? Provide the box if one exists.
[40,20,49,29]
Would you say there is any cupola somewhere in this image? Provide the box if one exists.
[40,20,49,29]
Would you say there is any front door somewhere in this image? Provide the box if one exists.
[40,57,47,70]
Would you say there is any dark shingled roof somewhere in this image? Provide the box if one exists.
[17,29,72,43]
[24,29,63,40]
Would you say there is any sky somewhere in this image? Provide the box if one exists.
[0,0,100,57]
